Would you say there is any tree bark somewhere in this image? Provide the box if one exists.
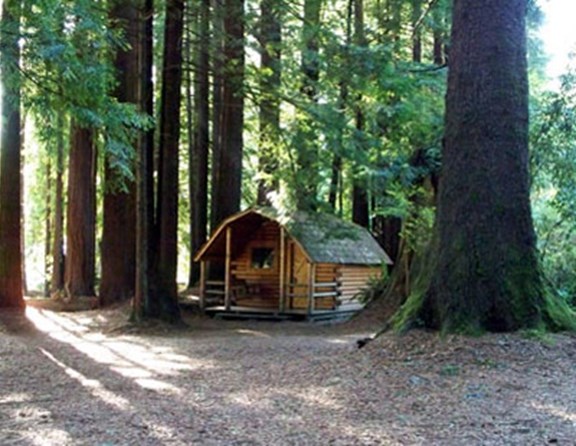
[328,0,352,212]
[44,152,52,297]
[100,0,139,306]
[432,3,445,65]
[50,115,66,295]
[410,0,547,332]
[65,124,97,298]
[154,0,184,321]
[294,0,322,211]
[133,0,156,320]
[211,0,244,226]
[210,0,224,231]
[351,0,369,228]
[256,0,281,206]
[0,0,25,309]
[187,0,210,287]
[411,0,422,63]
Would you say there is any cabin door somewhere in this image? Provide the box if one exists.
[286,241,308,309]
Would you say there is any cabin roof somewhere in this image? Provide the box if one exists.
[194,207,393,266]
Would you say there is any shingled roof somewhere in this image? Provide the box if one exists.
[195,207,393,266]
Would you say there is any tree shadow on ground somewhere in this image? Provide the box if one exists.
[1,306,576,445]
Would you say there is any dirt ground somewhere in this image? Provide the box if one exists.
[1,301,576,445]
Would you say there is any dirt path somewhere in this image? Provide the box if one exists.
[1,305,576,445]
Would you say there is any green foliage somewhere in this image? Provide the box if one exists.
[531,63,576,308]
[14,0,152,188]
[242,0,446,215]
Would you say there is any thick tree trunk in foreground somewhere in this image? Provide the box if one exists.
[0,0,24,309]
[100,0,139,306]
[65,124,97,298]
[154,0,184,321]
[403,0,554,333]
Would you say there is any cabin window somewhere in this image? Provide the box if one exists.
[251,247,274,269]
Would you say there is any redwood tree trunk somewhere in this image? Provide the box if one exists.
[100,0,139,306]
[295,0,321,211]
[133,0,156,320]
[328,0,352,212]
[155,0,184,321]
[411,0,422,63]
[432,2,445,66]
[188,0,209,287]
[211,0,244,226]
[0,0,24,309]
[51,115,65,294]
[256,0,281,205]
[210,0,224,231]
[417,0,545,332]
[351,0,369,228]
[65,124,97,298]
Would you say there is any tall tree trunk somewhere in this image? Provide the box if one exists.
[20,139,27,296]
[256,0,281,205]
[432,2,445,65]
[155,0,184,321]
[404,0,553,333]
[211,0,244,226]
[51,114,66,295]
[65,124,96,298]
[295,0,322,211]
[100,0,140,306]
[411,0,422,63]
[351,0,369,228]
[210,0,224,231]
[188,0,210,287]
[0,0,25,309]
[328,0,352,212]
[133,0,156,320]
[44,153,52,297]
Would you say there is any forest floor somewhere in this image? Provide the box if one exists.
[1,299,576,445]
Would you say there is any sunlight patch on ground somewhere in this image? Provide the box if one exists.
[0,393,32,404]
[39,348,131,411]
[134,378,181,392]
[532,403,576,423]
[26,307,217,387]
[235,328,273,338]
[22,427,73,446]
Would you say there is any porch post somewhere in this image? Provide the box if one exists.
[307,262,316,315]
[199,261,207,310]
[278,226,286,312]
[224,226,232,311]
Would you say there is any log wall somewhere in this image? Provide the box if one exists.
[337,265,381,309]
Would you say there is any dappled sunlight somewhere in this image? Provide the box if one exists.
[532,402,576,423]
[26,307,217,389]
[235,328,273,338]
[22,426,73,446]
[325,337,354,345]
[0,393,32,405]
[134,378,181,392]
[39,348,131,411]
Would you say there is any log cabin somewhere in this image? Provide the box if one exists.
[194,208,393,320]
